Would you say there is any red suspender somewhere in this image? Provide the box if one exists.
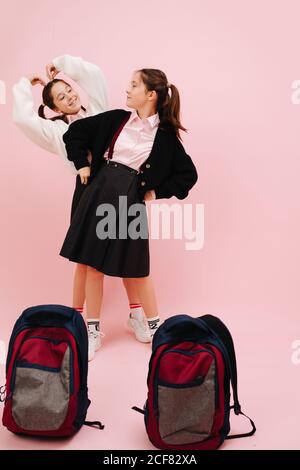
[107,114,131,160]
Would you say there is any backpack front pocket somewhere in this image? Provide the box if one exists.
[11,337,73,431]
[156,349,216,445]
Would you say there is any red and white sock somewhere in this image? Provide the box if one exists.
[129,303,143,319]
[74,307,84,315]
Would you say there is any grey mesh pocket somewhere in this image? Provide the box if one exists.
[158,361,216,445]
[12,347,71,431]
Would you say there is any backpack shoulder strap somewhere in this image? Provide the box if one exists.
[226,407,256,439]
[199,314,241,414]
[199,314,256,439]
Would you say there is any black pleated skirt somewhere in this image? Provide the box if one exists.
[60,160,150,277]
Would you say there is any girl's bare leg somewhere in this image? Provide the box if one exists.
[72,263,87,308]
[72,267,143,314]
[132,276,159,319]
[73,266,141,307]
[122,277,141,304]
[85,266,104,320]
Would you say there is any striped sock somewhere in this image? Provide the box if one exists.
[74,307,84,315]
[129,303,143,319]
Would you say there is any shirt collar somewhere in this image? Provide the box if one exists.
[67,108,87,124]
[128,109,159,129]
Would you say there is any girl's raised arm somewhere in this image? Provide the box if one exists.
[12,76,73,170]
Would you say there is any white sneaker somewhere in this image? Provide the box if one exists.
[88,330,105,361]
[127,314,152,343]
[148,318,162,340]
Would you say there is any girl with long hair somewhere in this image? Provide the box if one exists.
[60,68,198,360]
[12,56,149,353]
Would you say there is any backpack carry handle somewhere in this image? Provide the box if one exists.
[21,304,77,324]
[162,315,205,331]
[156,315,211,340]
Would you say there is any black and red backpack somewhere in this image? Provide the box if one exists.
[133,314,256,450]
[1,304,103,437]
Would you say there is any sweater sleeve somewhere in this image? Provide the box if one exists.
[155,136,198,200]
[12,76,68,157]
[63,112,105,170]
[52,54,109,113]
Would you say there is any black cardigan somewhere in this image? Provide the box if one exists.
[62,109,198,200]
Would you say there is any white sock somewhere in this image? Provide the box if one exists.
[87,318,100,334]
[129,303,143,319]
[147,316,161,335]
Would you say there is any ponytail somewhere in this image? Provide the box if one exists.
[38,104,47,119]
[160,83,187,140]
[38,102,68,124]
[137,68,187,140]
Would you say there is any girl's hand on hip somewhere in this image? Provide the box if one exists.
[143,190,155,202]
[78,166,90,185]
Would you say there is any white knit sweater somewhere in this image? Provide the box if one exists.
[12,54,109,175]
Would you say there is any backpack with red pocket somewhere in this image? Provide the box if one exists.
[1,304,103,437]
[133,314,256,450]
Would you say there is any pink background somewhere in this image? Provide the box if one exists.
[0,0,299,450]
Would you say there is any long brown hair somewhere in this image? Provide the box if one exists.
[38,79,86,123]
[137,68,187,140]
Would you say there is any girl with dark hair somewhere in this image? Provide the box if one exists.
[60,68,198,360]
[12,54,108,170]
[37,77,87,123]
[12,56,149,350]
